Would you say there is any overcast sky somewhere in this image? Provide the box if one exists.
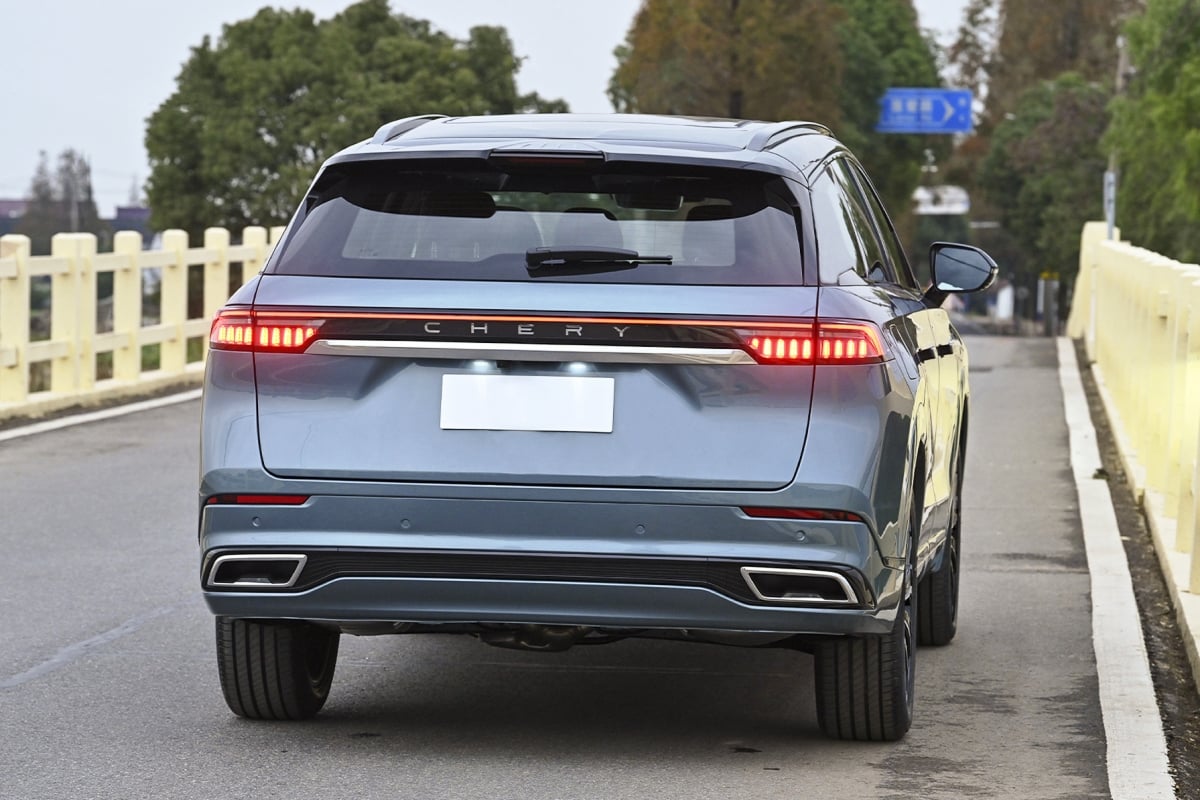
[0,0,968,216]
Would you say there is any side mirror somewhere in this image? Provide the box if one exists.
[925,242,998,306]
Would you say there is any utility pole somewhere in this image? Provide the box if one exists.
[1105,35,1129,240]
[728,0,743,118]
[68,174,79,233]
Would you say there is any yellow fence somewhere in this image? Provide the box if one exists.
[0,227,282,421]
[1068,221,1200,597]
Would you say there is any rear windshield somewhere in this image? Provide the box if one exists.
[271,159,804,285]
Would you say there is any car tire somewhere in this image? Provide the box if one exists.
[814,535,917,741]
[215,617,339,720]
[919,455,963,646]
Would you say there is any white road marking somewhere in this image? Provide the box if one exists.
[1057,337,1175,799]
[0,389,202,443]
[0,601,190,690]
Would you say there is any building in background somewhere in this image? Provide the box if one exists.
[112,206,153,242]
[0,200,154,247]
[0,199,28,237]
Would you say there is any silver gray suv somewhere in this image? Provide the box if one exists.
[199,113,995,741]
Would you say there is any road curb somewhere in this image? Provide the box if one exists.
[1057,337,1174,799]
[0,372,204,428]
[0,388,202,443]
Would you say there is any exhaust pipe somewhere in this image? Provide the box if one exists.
[740,567,857,605]
[479,625,591,652]
[207,554,307,589]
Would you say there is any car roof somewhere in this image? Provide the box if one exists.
[326,113,842,180]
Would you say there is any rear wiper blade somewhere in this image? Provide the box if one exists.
[526,246,673,272]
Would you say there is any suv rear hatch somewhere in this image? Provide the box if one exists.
[241,157,823,489]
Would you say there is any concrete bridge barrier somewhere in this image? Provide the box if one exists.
[1068,220,1200,683]
[0,226,281,422]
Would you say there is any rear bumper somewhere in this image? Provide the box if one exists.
[203,575,897,635]
[199,494,902,636]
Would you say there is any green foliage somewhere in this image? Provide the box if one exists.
[145,0,565,240]
[829,0,946,217]
[945,0,1133,253]
[1105,0,1200,262]
[983,1,1136,126]
[610,0,941,225]
[980,73,1109,286]
[608,0,846,121]
[945,0,996,104]
[984,2,1123,124]
[16,150,108,255]
[15,154,57,256]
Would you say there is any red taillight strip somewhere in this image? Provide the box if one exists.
[737,320,884,365]
[741,507,865,523]
[210,309,324,353]
[214,308,887,365]
[818,322,884,362]
[205,494,310,506]
[745,333,815,362]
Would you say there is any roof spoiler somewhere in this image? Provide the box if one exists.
[370,115,448,145]
[746,121,833,151]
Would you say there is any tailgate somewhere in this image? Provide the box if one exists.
[250,277,817,489]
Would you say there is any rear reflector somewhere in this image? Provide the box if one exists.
[738,321,883,365]
[210,309,323,353]
[741,507,865,523]
[206,494,310,506]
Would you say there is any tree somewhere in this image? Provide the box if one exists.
[15,149,107,255]
[945,0,998,107]
[984,0,1140,125]
[608,0,846,121]
[609,0,941,221]
[828,0,946,218]
[127,175,143,207]
[979,73,1109,289]
[945,1,1136,192]
[15,153,58,256]
[55,151,105,237]
[939,0,1141,309]
[145,0,566,239]
[938,0,999,202]
[1104,0,1200,262]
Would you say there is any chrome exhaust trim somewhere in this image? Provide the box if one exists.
[207,554,307,589]
[740,566,858,605]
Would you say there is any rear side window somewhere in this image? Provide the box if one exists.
[844,161,919,290]
[271,159,804,285]
[811,168,876,286]
[812,158,915,289]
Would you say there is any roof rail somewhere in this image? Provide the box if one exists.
[370,114,448,145]
[746,121,833,151]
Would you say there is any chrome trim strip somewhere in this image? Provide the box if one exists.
[739,566,858,605]
[207,554,308,589]
[307,339,756,364]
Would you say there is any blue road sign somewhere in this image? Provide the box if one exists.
[877,88,973,134]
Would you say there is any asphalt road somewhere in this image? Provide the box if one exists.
[0,337,1115,799]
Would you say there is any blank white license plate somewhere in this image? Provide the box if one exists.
[440,375,615,433]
